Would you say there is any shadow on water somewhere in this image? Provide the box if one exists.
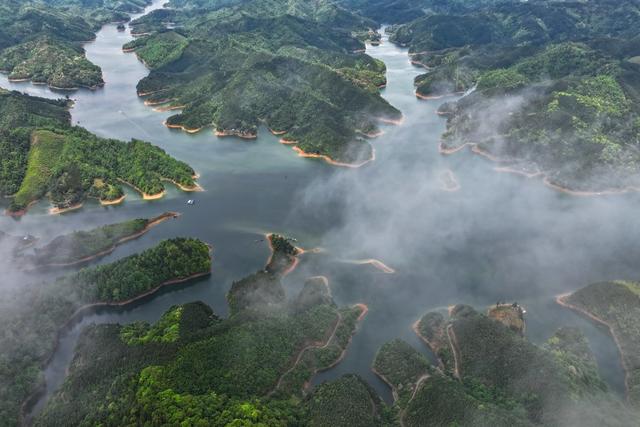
[0,5,632,417]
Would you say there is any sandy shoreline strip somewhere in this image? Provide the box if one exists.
[291,146,376,168]
[100,195,126,206]
[440,142,640,196]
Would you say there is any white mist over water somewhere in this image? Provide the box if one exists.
[0,7,636,419]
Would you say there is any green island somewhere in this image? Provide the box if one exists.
[34,234,368,425]
[0,89,199,215]
[123,0,401,164]
[0,0,156,90]
[27,212,179,267]
[0,37,102,90]
[0,237,211,426]
[386,0,640,193]
[559,281,640,406]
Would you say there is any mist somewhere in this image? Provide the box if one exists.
[286,35,640,414]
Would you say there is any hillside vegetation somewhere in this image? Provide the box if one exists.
[125,0,400,163]
[562,281,640,405]
[390,0,640,192]
[35,235,367,426]
[0,90,198,214]
[0,237,211,426]
[408,304,635,426]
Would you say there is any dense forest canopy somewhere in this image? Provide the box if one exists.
[389,0,640,191]
[125,0,400,163]
[35,236,367,426]
[0,237,211,426]
[0,90,198,214]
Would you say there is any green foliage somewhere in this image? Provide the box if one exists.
[36,248,364,426]
[0,36,103,89]
[477,69,528,91]
[11,129,66,211]
[403,375,532,427]
[396,0,640,191]
[130,3,400,162]
[120,306,184,345]
[372,339,430,405]
[0,90,197,213]
[123,30,188,68]
[408,304,636,426]
[0,238,211,426]
[31,216,169,265]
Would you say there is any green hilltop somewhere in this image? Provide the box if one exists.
[35,234,368,426]
[125,0,400,164]
[389,0,640,192]
[0,89,199,215]
[0,236,211,426]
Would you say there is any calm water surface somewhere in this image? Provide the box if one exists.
[1,0,636,416]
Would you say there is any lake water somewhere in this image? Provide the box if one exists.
[1,0,636,417]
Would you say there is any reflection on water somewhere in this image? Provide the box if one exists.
[0,2,634,415]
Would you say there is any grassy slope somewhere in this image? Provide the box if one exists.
[12,130,65,210]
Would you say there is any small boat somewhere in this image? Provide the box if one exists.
[117,24,126,31]
[187,199,195,205]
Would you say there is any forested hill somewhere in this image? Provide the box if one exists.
[125,0,401,164]
[387,0,640,192]
[35,238,368,426]
[0,237,211,427]
[0,89,199,215]
[0,0,152,89]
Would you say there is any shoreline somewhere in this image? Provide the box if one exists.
[162,176,203,192]
[312,303,369,377]
[34,212,180,268]
[153,104,185,112]
[264,233,301,277]
[6,74,104,92]
[290,145,376,168]
[416,91,461,101]
[19,267,212,423]
[344,258,395,274]
[100,194,126,206]
[439,141,640,196]
[377,115,404,126]
[49,203,83,215]
[555,293,631,399]
[215,129,258,139]
[117,179,167,200]
[163,120,204,134]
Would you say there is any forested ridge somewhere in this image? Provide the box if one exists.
[563,282,640,406]
[35,235,367,426]
[0,89,198,214]
[0,237,211,426]
[384,0,640,192]
[0,0,147,89]
[123,0,400,163]
[29,213,177,266]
